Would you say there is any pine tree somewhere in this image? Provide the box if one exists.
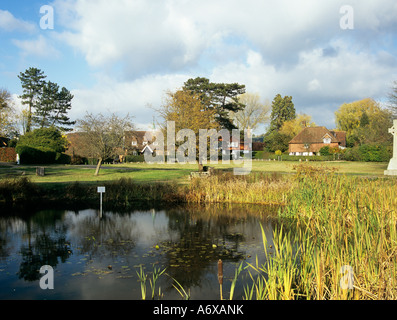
[18,67,75,132]
[268,94,296,132]
[182,77,246,130]
[53,87,75,131]
[35,81,59,128]
[18,67,46,133]
[36,83,75,131]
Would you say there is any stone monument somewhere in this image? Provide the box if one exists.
[384,119,397,176]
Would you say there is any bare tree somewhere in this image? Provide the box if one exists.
[388,80,397,117]
[76,112,134,175]
[0,88,17,137]
[229,93,270,131]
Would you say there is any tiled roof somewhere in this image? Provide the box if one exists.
[289,127,343,144]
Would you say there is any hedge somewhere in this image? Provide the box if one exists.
[0,148,17,162]
[125,154,145,163]
[344,144,391,162]
[15,145,71,165]
[253,151,335,161]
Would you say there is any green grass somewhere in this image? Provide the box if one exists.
[0,163,196,184]
[250,160,388,176]
[0,161,389,185]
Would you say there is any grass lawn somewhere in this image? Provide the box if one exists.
[251,160,389,176]
[0,160,390,184]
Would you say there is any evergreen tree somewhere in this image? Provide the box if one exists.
[35,81,59,128]
[36,82,75,131]
[54,87,75,131]
[18,67,46,133]
[359,111,370,127]
[268,94,296,133]
[182,77,246,130]
[18,67,75,132]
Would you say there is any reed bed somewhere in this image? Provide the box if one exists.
[242,167,397,300]
[185,165,397,299]
[186,172,294,205]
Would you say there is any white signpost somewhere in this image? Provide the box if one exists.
[385,119,397,176]
[97,186,105,217]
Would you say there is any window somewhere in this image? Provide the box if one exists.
[131,140,137,146]
[323,137,331,144]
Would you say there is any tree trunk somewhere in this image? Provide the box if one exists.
[94,158,102,176]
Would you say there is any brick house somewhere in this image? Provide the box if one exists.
[123,131,157,156]
[288,126,346,156]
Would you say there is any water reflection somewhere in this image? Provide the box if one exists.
[0,203,280,300]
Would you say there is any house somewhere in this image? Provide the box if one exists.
[124,131,155,156]
[219,135,251,159]
[289,126,346,156]
[65,130,158,161]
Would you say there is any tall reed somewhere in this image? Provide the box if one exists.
[186,172,293,205]
[241,166,397,300]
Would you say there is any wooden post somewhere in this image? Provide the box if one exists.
[36,167,45,176]
[218,259,223,300]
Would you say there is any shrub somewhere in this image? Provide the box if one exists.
[344,144,391,162]
[253,151,265,159]
[265,154,335,161]
[125,154,145,162]
[15,145,56,164]
[55,152,71,164]
[344,147,361,161]
[70,155,87,165]
[358,144,390,162]
[17,127,69,153]
[0,177,39,204]
[319,146,330,156]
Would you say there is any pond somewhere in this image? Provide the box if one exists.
[0,203,282,300]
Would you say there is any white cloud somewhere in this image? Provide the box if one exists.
[49,0,397,129]
[308,79,321,92]
[0,9,36,33]
[54,0,209,78]
[12,35,61,59]
[69,72,190,129]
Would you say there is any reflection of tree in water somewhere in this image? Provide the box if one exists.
[0,217,18,261]
[18,210,71,281]
[161,204,274,291]
[69,211,139,259]
[18,233,71,281]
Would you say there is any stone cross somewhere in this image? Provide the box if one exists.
[389,122,397,135]
[385,119,397,175]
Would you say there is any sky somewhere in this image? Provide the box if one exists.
[1,0,397,134]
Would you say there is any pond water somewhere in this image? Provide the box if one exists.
[0,203,282,300]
